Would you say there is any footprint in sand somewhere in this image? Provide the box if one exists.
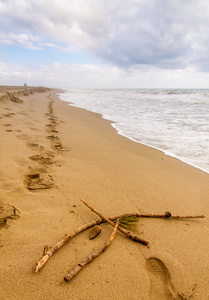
[3,112,15,118]
[26,142,40,149]
[146,257,184,300]
[25,173,54,190]
[29,152,55,165]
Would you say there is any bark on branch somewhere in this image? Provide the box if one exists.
[80,199,149,246]
[64,219,119,282]
[113,212,205,220]
[35,218,102,272]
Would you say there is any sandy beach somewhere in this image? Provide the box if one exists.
[0,87,209,300]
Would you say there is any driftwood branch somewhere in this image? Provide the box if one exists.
[64,219,119,282]
[35,219,103,272]
[35,214,140,272]
[80,199,149,246]
[35,209,205,272]
[112,212,205,220]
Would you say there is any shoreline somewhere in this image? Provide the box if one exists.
[0,87,209,299]
[62,98,209,176]
[58,89,209,176]
[111,122,209,176]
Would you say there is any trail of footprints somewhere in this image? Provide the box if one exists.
[25,96,63,190]
[45,98,63,150]
[1,95,69,190]
[1,108,18,133]
[25,95,69,190]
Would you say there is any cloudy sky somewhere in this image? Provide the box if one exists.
[1,0,209,88]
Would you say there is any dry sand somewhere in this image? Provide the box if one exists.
[0,87,209,300]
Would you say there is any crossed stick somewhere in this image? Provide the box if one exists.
[35,199,205,282]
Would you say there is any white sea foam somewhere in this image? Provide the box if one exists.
[58,89,209,174]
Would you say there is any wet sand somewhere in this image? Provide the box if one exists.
[0,87,209,299]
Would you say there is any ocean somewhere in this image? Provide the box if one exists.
[58,89,209,174]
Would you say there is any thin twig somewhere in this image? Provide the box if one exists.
[112,212,205,220]
[80,199,149,246]
[64,219,119,282]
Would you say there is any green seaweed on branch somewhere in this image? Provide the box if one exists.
[117,215,139,232]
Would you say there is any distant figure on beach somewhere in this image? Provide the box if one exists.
[24,83,27,87]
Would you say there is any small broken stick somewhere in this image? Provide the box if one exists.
[64,219,119,282]
[80,199,149,246]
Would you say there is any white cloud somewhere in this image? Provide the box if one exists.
[1,0,209,68]
[0,31,41,49]
[1,0,209,87]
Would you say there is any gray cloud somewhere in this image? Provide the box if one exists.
[1,0,209,71]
